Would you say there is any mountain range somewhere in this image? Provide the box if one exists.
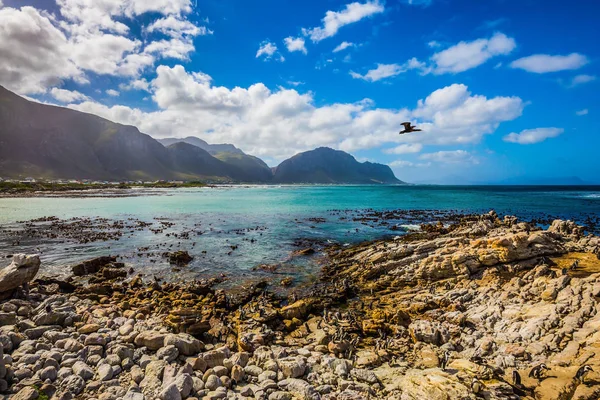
[0,86,402,184]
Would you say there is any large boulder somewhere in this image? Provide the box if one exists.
[0,254,40,293]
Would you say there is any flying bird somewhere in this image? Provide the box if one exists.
[399,122,422,134]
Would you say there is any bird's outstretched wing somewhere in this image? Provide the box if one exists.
[401,122,411,128]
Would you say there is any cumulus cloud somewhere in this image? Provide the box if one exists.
[333,41,355,53]
[0,6,85,94]
[67,66,525,162]
[144,38,195,60]
[576,109,588,116]
[568,74,596,88]
[119,78,151,92]
[302,1,384,42]
[430,32,516,74]
[56,0,192,35]
[284,37,307,54]
[503,128,564,144]
[106,89,119,96]
[50,87,89,103]
[383,143,423,154]
[146,15,210,38]
[0,1,205,95]
[350,59,425,82]
[510,53,588,73]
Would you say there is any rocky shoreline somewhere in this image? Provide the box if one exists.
[0,213,599,399]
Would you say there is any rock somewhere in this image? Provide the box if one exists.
[213,365,228,377]
[78,324,101,334]
[280,300,311,320]
[202,347,230,368]
[61,375,86,395]
[231,364,244,383]
[12,387,39,400]
[156,345,179,362]
[244,365,263,377]
[164,333,203,356]
[39,365,58,381]
[123,390,145,400]
[97,364,113,381]
[548,220,582,237]
[269,392,292,400]
[174,373,194,398]
[71,256,116,276]
[278,357,306,378]
[164,251,193,266]
[72,361,94,380]
[131,365,144,384]
[278,378,320,400]
[350,368,378,384]
[134,331,166,350]
[84,333,107,346]
[160,383,182,400]
[0,312,17,325]
[102,267,127,280]
[383,369,470,399]
[205,374,222,391]
[0,254,40,294]
[63,339,84,352]
[408,320,449,346]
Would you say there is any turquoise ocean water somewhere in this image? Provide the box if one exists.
[1,185,599,285]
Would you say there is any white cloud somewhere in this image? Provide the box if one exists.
[419,150,477,164]
[284,37,307,54]
[120,78,151,92]
[69,33,142,75]
[0,1,3,8]
[303,1,384,42]
[57,0,192,35]
[510,53,588,73]
[0,6,85,94]
[576,109,588,116]
[256,41,276,58]
[427,40,441,48]
[256,41,284,61]
[146,15,211,38]
[106,89,119,96]
[68,66,525,162]
[383,143,423,154]
[568,74,596,88]
[350,58,425,82]
[0,1,207,95]
[50,87,88,103]
[389,160,427,168]
[287,81,304,87]
[144,38,195,60]
[333,41,355,53]
[503,127,564,144]
[430,32,516,74]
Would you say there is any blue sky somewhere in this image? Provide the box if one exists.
[0,0,598,183]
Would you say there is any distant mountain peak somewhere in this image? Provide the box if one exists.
[158,137,245,156]
[273,147,403,184]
